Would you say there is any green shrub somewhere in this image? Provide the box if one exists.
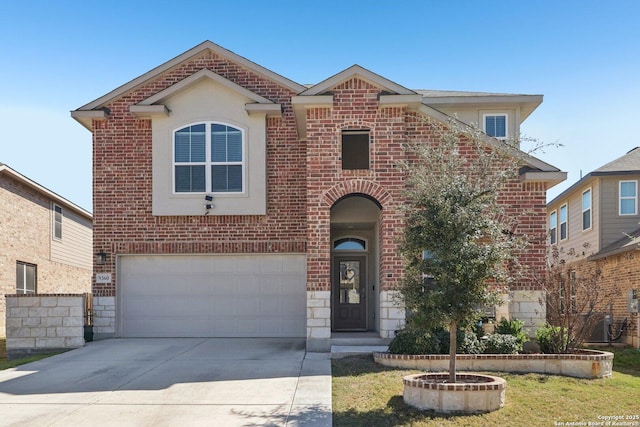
[389,326,484,354]
[495,317,529,348]
[483,333,521,354]
[388,327,441,355]
[535,324,569,353]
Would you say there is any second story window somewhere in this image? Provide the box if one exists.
[342,130,370,170]
[582,188,592,231]
[483,114,507,139]
[174,122,244,193]
[619,180,638,215]
[53,204,63,240]
[559,204,568,241]
[549,210,557,244]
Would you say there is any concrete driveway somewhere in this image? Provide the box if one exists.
[0,338,332,426]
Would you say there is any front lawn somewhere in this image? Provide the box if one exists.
[332,348,640,426]
[0,338,61,371]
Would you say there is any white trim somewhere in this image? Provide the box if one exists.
[53,203,63,241]
[619,180,638,216]
[172,121,246,195]
[549,210,558,245]
[482,113,508,140]
[582,188,592,231]
[559,203,568,241]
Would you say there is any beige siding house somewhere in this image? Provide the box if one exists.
[547,147,640,347]
[0,163,92,336]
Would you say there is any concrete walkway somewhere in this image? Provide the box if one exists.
[0,338,332,426]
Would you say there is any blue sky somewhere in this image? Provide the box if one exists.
[1,1,639,212]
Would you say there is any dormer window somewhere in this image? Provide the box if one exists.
[483,114,507,139]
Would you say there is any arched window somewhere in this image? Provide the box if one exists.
[333,237,366,251]
[174,122,244,193]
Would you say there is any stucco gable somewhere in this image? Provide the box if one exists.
[129,69,282,119]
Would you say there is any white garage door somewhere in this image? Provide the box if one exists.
[118,254,306,337]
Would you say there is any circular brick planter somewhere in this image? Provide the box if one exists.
[403,372,506,414]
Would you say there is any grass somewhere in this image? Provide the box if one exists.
[0,338,62,371]
[332,348,640,426]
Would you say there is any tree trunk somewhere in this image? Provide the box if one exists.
[449,320,457,383]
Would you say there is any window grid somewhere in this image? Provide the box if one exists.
[559,204,568,241]
[483,114,507,139]
[582,189,592,231]
[174,122,244,193]
[619,180,638,215]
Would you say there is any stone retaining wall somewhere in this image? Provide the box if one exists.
[374,349,614,379]
[4,294,86,359]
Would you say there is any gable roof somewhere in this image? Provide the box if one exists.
[549,147,640,206]
[72,40,564,183]
[300,64,416,96]
[589,226,640,260]
[72,40,306,129]
[593,146,640,174]
[0,163,92,220]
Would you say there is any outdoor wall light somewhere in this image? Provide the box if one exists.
[96,250,107,265]
[204,195,213,201]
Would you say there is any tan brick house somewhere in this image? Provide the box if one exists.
[72,41,565,351]
[0,163,92,336]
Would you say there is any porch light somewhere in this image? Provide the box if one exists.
[96,250,107,265]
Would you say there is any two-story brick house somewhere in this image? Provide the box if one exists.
[547,147,640,347]
[72,41,564,351]
[0,163,92,336]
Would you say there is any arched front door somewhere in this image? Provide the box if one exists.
[330,195,381,332]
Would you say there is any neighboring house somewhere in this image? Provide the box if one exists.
[0,163,93,336]
[71,41,565,351]
[547,147,640,347]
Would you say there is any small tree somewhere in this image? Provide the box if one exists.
[400,119,530,382]
[535,246,620,353]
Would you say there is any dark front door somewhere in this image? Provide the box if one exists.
[332,256,367,331]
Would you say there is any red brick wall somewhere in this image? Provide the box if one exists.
[92,56,551,301]
[92,51,305,296]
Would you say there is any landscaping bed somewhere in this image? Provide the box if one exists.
[374,348,614,379]
[332,349,640,426]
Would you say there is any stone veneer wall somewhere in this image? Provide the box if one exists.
[4,294,86,359]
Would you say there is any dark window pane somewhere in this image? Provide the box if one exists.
[211,165,228,192]
[227,165,242,192]
[583,210,591,230]
[175,166,205,192]
[212,131,227,162]
[227,130,242,162]
[342,132,369,170]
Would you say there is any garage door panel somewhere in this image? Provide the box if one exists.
[119,254,306,338]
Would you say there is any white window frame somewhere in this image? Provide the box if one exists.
[549,210,557,245]
[582,188,592,231]
[16,261,37,294]
[53,204,63,240]
[559,204,568,241]
[172,121,246,195]
[619,180,638,216]
[482,113,508,140]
